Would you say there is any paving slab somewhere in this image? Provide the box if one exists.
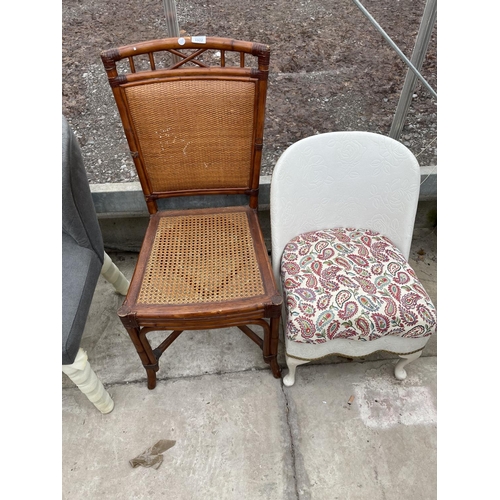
[62,228,436,499]
[284,357,437,500]
[62,359,436,500]
[62,370,295,500]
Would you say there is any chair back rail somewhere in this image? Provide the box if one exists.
[101,37,270,213]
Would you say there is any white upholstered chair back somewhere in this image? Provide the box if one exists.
[270,131,421,282]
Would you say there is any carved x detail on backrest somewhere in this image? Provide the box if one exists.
[119,46,251,75]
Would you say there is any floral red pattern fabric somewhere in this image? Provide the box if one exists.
[281,228,437,344]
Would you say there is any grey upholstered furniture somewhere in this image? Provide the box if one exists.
[62,115,129,413]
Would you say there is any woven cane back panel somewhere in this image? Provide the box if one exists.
[124,79,257,193]
[137,211,265,304]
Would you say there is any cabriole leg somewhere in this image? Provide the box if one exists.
[282,355,310,387]
[394,350,423,380]
[62,348,114,414]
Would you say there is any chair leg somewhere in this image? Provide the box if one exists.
[145,367,158,390]
[282,355,310,387]
[122,326,158,390]
[101,252,130,295]
[62,348,114,414]
[268,317,282,378]
[394,350,423,380]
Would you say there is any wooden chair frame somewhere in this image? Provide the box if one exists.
[101,37,282,389]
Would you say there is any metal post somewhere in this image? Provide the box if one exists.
[389,0,437,140]
[163,0,181,64]
[351,0,437,100]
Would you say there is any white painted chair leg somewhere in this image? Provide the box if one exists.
[282,355,310,387]
[394,350,423,381]
[62,348,114,414]
[101,252,129,295]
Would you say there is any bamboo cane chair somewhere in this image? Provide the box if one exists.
[101,37,282,389]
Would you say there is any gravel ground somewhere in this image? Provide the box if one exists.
[62,0,437,184]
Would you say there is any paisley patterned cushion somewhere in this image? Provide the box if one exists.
[281,228,437,344]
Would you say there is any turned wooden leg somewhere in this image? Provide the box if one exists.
[394,350,423,380]
[282,355,310,387]
[62,348,114,414]
[101,252,130,295]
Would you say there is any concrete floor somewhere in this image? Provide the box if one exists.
[62,228,437,500]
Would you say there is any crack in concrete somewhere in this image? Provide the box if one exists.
[65,367,304,499]
[281,383,300,500]
[65,364,286,390]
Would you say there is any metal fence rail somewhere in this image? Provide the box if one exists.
[351,0,437,141]
[163,0,437,151]
[163,0,181,63]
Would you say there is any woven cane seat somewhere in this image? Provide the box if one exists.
[137,209,265,305]
[122,205,277,324]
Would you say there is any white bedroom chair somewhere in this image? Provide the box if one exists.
[270,131,437,386]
